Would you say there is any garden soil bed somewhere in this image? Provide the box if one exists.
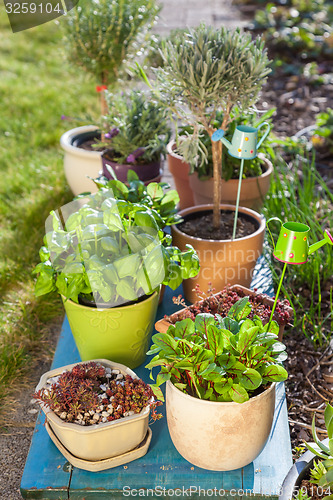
[178,211,257,240]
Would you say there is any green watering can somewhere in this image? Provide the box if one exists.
[267,217,333,265]
[211,122,270,160]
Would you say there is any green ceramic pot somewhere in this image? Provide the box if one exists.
[62,291,159,369]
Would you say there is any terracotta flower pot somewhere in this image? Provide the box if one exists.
[60,125,102,196]
[102,151,161,183]
[166,380,276,471]
[171,204,265,303]
[166,140,194,210]
[155,284,293,341]
[35,359,150,462]
[189,154,273,211]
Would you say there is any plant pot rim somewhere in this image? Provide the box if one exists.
[155,284,293,333]
[166,379,275,407]
[171,204,265,243]
[60,125,102,158]
[167,139,273,180]
[102,150,161,168]
[167,139,185,161]
[62,290,159,311]
[36,359,150,434]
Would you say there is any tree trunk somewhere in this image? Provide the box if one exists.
[211,139,222,229]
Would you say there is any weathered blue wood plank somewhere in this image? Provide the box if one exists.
[20,411,71,499]
[21,276,292,499]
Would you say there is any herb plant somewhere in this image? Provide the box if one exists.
[34,361,161,425]
[304,403,333,497]
[147,297,288,403]
[177,108,275,181]
[140,24,271,228]
[63,0,160,116]
[33,189,199,306]
[93,170,181,228]
[97,90,171,165]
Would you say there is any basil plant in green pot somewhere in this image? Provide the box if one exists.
[97,90,171,184]
[33,188,199,369]
[146,297,288,471]
[60,0,160,196]
[140,24,271,302]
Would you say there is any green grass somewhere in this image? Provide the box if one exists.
[263,153,333,348]
[0,11,98,411]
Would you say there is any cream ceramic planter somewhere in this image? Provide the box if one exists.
[63,291,159,369]
[35,359,150,462]
[60,125,102,196]
[189,155,273,211]
[171,204,265,303]
[166,380,276,471]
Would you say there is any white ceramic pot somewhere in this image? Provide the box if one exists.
[166,380,276,471]
[60,125,102,196]
[36,359,150,462]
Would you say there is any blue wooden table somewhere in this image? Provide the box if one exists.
[21,270,292,499]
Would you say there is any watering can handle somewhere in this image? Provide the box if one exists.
[257,122,271,150]
[266,217,283,251]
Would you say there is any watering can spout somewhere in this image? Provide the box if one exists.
[211,129,233,149]
[308,229,333,255]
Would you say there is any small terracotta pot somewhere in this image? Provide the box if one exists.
[189,155,273,211]
[166,140,194,210]
[166,380,276,471]
[155,284,293,341]
[102,151,161,183]
[171,204,265,303]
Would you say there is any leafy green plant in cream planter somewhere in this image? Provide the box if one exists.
[147,297,288,470]
[60,0,160,195]
[140,24,271,302]
[33,186,199,368]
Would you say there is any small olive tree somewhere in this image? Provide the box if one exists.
[144,25,271,229]
[63,0,160,116]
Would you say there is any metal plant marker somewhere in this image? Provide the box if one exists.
[267,218,333,328]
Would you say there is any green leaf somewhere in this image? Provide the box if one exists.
[206,325,224,357]
[261,364,288,382]
[263,320,279,336]
[214,378,231,394]
[229,384,249,403]
[216,315,240,334]
[228,297,251,321]
[325,404,333,439]
[147,182,164,200]
[150,385,164,402]
[239,368,262,390]
[174,318,195,339]
[116,279,138,301]
[150,332,179,356]
[194,313,215,335]
[237,325,259,354]
[113,254,141,278]
[103,211,124,231]
[127,169,139,182]
[156,371,171,387]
